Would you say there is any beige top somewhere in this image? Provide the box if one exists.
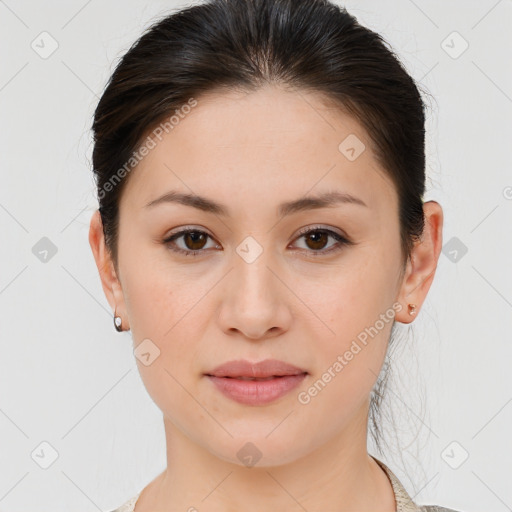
[108,456,461,512]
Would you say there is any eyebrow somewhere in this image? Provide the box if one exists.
[144,190,368,217]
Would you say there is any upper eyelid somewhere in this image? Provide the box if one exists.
[166,225,346,241]
[295,225,348,239]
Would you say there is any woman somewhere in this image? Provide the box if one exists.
[89,0,459,510]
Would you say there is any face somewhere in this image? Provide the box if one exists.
[102,85,408,466]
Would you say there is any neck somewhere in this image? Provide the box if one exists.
[136,406,396,511]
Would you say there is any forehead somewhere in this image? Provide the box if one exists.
[121,85,397,217]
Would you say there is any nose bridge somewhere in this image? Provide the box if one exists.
[233,235,280,309]
[217,234,290,339]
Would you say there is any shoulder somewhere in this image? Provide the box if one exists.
[418,507,463,512]
[105,492,141,512]
[371,455,464,512]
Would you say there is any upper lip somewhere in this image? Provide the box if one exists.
[205,359,308,378]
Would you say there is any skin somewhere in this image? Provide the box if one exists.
[89,84,443,511]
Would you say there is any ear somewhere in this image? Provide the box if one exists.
[395,200,443,323]
[88,210,130,330]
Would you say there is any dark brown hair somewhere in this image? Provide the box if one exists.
[91,0,428,453]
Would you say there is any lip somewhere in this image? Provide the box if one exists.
[206,358,307,378]
[204,359,308,406]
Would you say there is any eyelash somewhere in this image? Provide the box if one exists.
[163,225,353,258]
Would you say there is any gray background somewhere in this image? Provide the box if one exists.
[1,0,511,511]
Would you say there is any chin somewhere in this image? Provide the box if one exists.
[201,431,309,469]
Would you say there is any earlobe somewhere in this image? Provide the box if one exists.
[395,200,443,323]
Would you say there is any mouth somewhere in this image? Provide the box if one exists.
[204,359,308,405]
[216,375,291,381]
[205,358,308,379]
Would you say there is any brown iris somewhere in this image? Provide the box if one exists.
[303,231,329,251]
[183,231,208,250]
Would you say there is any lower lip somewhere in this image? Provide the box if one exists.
[206,374,307,406]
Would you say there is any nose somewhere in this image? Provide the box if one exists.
[216,248,292,341]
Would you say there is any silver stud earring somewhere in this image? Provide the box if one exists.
[114,308,123,332]
[408,303,417,316]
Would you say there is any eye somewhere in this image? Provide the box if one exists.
[290,226,353,256]
[163,225,353,257]
[163,228,220,257]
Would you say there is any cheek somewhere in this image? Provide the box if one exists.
[307,253,397,389]
[125,268,203,418]
[121,254,211,384]
[120,242,193,339]
[304,298,393,425]
[319,259,392,336]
